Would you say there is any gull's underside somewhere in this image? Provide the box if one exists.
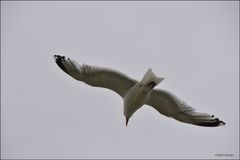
[53,55,225,127]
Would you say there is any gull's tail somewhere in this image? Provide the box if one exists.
[141,68,164,87]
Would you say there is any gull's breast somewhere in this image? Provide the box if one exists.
[123,82,152,117]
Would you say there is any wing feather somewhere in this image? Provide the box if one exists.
[54,55,137,98]
[146,89,225,127]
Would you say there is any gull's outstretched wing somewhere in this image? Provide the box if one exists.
[53,55,137,98]
[146,89,225,127]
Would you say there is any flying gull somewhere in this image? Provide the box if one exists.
[53,55,225,127]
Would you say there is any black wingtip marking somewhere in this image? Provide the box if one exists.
[196,118,226,127]
[54,55,68,73]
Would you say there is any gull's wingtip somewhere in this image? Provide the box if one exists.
[196,117,226,127]
[53,54,65,61]
[53,54,57,60]
[53,54,68,73]
[219,121,226,126]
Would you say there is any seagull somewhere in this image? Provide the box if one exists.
[53,55,225,127]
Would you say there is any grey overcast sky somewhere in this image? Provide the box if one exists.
[1,1,239,159]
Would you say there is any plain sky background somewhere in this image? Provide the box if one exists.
[1,1,239,159]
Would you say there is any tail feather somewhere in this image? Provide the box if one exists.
[141,68,164,86]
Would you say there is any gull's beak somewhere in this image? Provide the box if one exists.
[126,117,129,127]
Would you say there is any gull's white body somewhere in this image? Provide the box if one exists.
[124,82,151,119]
[124,69,163,125]
[54,55,225,127]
